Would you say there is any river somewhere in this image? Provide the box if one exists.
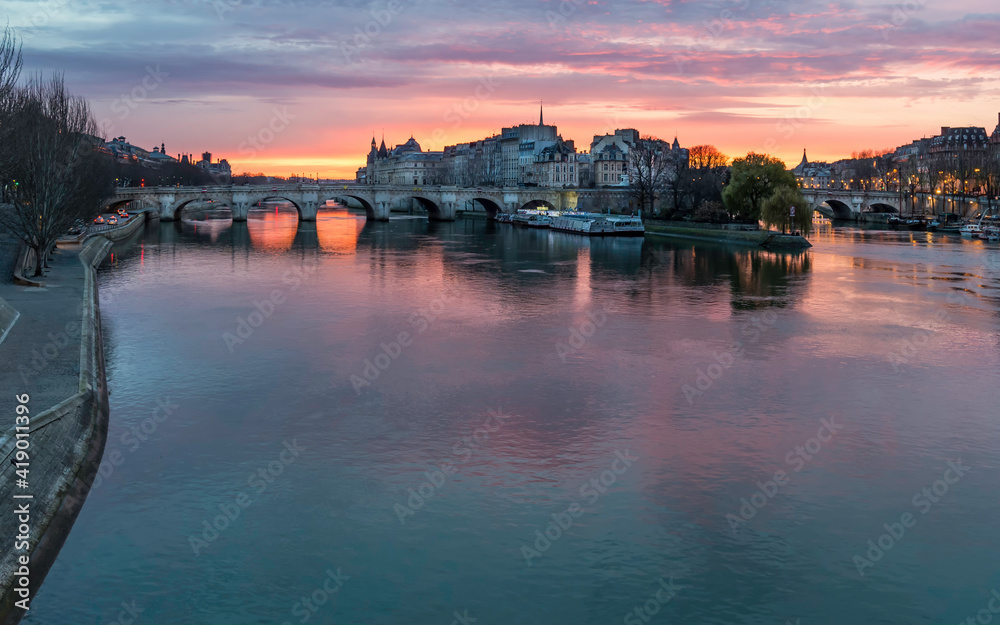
[23,206,1000,624]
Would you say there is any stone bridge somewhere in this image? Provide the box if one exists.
[801,189,905,219]
[110,184,596,222]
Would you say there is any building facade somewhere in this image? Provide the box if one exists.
[531,139,578,187]
[364,136,447,186]
[590,129,638,186]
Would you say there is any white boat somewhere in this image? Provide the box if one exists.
[960,223,982,238]
[551,213,614,235]
[605,215,645,236]
[980,225,1000,241]
[551,212,645,236]
[512,212,552,228]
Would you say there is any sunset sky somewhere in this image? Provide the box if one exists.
[6,0,1000,178]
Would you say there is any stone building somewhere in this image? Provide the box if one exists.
[929,126,990,154]
[590,130,689,188]
[590,129,637,187]
[364,135,446,186]
[792,150,832,189]
[498,105,562,186]
[531,139,578,187]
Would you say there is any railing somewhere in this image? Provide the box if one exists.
[116,182,364,193]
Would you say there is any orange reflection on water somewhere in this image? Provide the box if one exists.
[316,210,364,253]
[247,209,298,252]
[574,245,591,310]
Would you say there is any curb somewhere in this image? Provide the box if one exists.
[12,246,43,288]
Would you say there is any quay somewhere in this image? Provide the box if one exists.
[0,214,141,623]
[644,222,812,249]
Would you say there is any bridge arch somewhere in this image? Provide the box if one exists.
[866,202,898,214]
[247,196,303,215]
[105,198,142,213]
[471,197,503,218]
[813,204,834,218]
[822,199,854,220]
[519,199,556,212]
[324,194,376,220]
[404,196,443,219]
[172,196,235,220]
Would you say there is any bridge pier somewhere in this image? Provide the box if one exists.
[158,195,177,221]
[431,202,456,221]
[231,202,251,222]
[299,192,320,222]
[300,201,318,222]
[372,191,392,221]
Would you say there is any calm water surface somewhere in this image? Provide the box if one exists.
[26,208,1000,624]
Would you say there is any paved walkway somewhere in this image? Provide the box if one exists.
[0,247,87,409]
[0,244,106,623]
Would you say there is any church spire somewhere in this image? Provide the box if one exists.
[539,100,544,126]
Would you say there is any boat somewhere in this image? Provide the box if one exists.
[605,215,645,236]
[551,213,614,235]
[511,212,552,228]
[906,217,927,231]
[979,225,1000,241]
[551,212,646,236]
[960,223,983,238]
[494,212,513,224]
[927,213,962,233]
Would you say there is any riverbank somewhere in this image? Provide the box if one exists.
[0,237,112,625]
[644,222,812,248]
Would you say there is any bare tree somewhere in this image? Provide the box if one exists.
[627,136,673,217]
[0,25,21,101]
[687,145,728,169]
[0,26,24,176]
[0,74,114,276]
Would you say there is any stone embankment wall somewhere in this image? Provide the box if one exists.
[645,223,812,249]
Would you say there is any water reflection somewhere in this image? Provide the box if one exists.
[29,214,1000,625]
[636,238,810,313]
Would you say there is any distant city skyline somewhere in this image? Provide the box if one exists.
[6,0,998,177]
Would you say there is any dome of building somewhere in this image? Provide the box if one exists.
[394,136,422,155]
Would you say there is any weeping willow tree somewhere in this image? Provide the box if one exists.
[761,185,813,236]
[0,73,114,276]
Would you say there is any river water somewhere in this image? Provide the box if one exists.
[24,207,1000,624]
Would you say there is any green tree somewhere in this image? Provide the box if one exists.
[761,185,812,235]
[722,152,797,222]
